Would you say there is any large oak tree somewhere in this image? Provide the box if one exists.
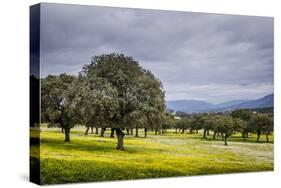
[81,53,165,150]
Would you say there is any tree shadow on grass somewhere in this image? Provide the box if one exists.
[40,137,165,155]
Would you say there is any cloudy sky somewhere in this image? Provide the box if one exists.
[40,3,273,104]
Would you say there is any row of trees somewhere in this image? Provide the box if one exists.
[41,53,166,150]
[41,53,273,149]
[175,109,273,145]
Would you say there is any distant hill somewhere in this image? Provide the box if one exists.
[215,100,249,108]
[166,100,215,113]
[225,94,273,110]
[166,94,273,113]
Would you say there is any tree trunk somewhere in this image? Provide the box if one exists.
[126,128,130,135]
[144,128,147,138]
[110,128,115,138]
[257,131,261,142]
[135,127,139,137]
[61,128,64,133]
[130,129,133,135]
[95,127,98,134]
[175,128,178,133]
[181,129,185,134]
[91,127,94,134]
[213,132,217,139]
[116,128,125,150]
[196,129,198,134]
[64,128,70,142]
[266,130,270,143]
[207,130,210,136]
[158,128,162,135]
[224,135,228,146]
[189,129,193,134]
[85,127,89,135]
[242,131,246,140]
[203,129,207,138]
[100,127,106,137]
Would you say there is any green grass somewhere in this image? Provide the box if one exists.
[32,127,274,185]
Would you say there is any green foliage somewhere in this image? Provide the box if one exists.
[162,113,176,130]
[41,74,79,130]
[189,116,202,132]
[248,114,273,142]
[214,116,234,136]
[231,109,252,121]
[249,114,273,133]
[75,75,119,128]
[175,117,191,131]
[81,53,165,130]
[40,53,274,149]
[41,54,165,146]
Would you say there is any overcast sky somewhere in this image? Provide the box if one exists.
[40,3,273,104]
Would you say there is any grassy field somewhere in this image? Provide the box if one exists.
[31,127,273,185]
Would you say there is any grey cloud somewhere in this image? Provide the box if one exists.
[40,3,273,103]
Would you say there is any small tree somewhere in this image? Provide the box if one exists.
[41,74,79,142]
[176,117,190,134]
[162,113,176,134]
[214,116,235,146]
[200,115,215,138]
[190,116,202,134]
[249,114,273,143]
[231,109,252,139]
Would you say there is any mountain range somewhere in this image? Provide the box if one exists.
[166,94,273,113]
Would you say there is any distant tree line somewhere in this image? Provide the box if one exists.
[174,109,273,145]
